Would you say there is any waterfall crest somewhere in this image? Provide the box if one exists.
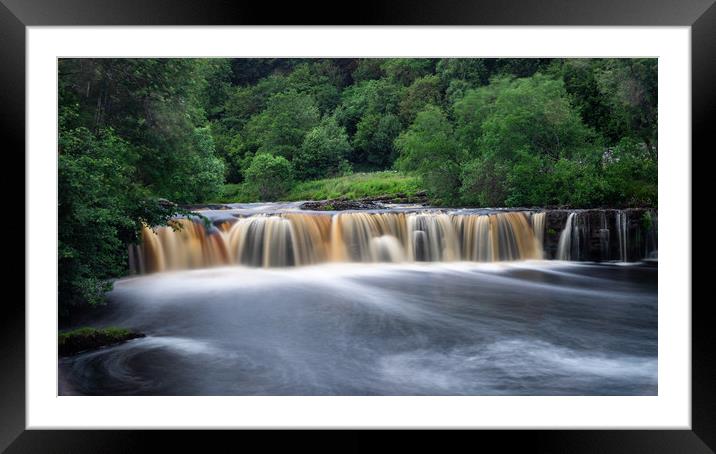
[557,213,576,260]
[131,211,544,273]
[129,207,658,274]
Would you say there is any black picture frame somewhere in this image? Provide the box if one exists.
[3,0,712,451]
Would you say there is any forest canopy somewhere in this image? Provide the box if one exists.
[58,57,657,312]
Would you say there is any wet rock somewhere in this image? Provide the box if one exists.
[543,208,657,261]
[157,198,177,208]
[300,191,430,210]
[180,204,232,211]
[300,199,386,211]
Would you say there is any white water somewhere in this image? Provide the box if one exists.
[60,261,658,396]
[132,209,544,273]
[556,212,576,260]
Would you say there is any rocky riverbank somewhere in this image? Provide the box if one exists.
[299,191,430,211]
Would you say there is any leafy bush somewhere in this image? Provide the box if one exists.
[395,105,463,204]
[293,116,352,180]
[242,90,320,160]
[602,137,657,206]
[352,113,402,168]
[59,124,177,312]
[243,153,294,201]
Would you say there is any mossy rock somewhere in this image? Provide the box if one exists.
[58,327,145,356]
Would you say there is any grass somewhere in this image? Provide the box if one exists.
[286,171,422,201]
[209,171,424,203]
[58,327,145,356]
[212,183,255,203]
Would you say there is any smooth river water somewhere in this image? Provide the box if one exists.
[59,260,657,395]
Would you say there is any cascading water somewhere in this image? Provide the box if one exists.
[617,211,629,262]
[556,213,576,260]
[129,206,658,273]
[644,210,658,259]
[598,211,610,259]
[531,212,546,251]
[132,210,545,273]
[550,209,657,262]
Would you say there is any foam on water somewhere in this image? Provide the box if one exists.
[61,261,657,396]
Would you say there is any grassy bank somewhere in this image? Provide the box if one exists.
[211,171,423,203]
[59,327,145,356]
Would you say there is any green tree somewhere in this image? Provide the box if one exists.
[244,153,294,201]
[58,121,177,312]
[381,58,435,86]
[164,127,225,203]
[243,90,320,160]
[352,59,385,82]
[395,105,462,203]
[602,137,657,206]
[352,113,402,168]
[195,59,233,120]
[456,75,601,206]
[594,59,658,152]
[285,62,342,114]
[334,79,401,136]
[398,75,443,125]
[436,58,488,88]
[58,58,226,313]
[294,116,352,180]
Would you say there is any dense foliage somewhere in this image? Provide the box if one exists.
[58,59,222,313]
[58,58,657,312]
[205,58,655,207]
[243,153,294,200]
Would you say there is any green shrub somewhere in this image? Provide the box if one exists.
[243,153,294,201]
[293,116,352,180]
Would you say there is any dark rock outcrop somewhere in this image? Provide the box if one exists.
[542,208,657,261]
[299,199,386,211]
[300,191,430,211]
[366,191,430,205]
[181,203,232,211]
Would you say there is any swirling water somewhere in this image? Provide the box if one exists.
[59,260,657,396]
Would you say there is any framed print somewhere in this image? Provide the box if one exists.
[4,0,713,451]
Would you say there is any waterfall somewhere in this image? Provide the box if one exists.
[134,211,545,273]
[645,210,658,259]
[454,212,542,261]
[617,211,628,262]
[407,213,460,261]
[131,207,660,272]
[137,219,231,273]
[598,211,610,259]
[332,212,409,262]
[226,214,331,267]
[556,213,576,260]
[370,235,406,262]
[531,212,545,252]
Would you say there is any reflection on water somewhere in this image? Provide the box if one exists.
[59,261,657,396]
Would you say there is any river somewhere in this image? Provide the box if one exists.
[59,204,658,395]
